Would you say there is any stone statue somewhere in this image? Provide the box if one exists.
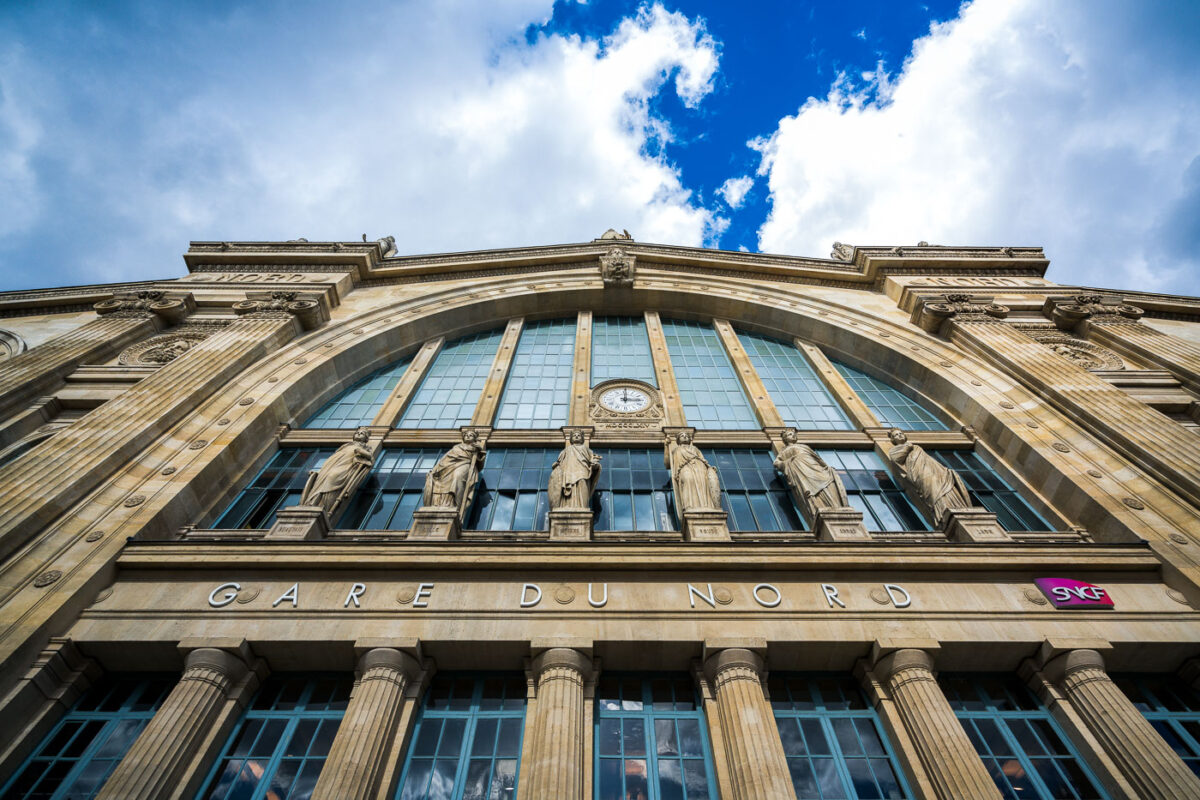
[548,430,601,510]
[300,428,375,514]
[774,429,849,515]
[886,429,973,524]
[600,246,635,287]
[830,241,854,261]
[422,429,486,519]
[376,235,397,257]
[665,431,721,513]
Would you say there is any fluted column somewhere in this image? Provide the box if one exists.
[872,648,999,800]
[311,648,421,800]
[521,648,590,800]
[1041,649,1200,799]
[96,647,250,800]
[702,648,795,800]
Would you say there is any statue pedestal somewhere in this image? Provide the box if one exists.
[549,509,593,541]
[267,506,329,540]
[941,508,1011,542]
[409,507,461,540]
[813,507,871,541]
[681,509,730,542]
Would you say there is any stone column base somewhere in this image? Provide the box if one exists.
[267,506,329,540]
[941,508,1011,542]
[814,507,870,540]
[681,509,730,541]
[409,507,461,540]
[548,508,593,541]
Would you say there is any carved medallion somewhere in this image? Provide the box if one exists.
[118,330,211,366]
[554,585,576,604]
[1030,333,1124,371]
[85,530,104,542]
[600,246,635,287]
[590,379,663,430]
[1023,588,1049,606]
[33,571,62,587]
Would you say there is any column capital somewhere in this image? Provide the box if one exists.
[530,647,592,679]
[94,290,195,324]
[355,647,422,682]
[1038,647,1107,685]
[703,647,765,684]
[869,646,938,683]
[1043,294,1144,331]
[910,293,1009,335]
[231,290,329,330]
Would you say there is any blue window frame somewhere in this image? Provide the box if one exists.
[494,319,575,429]
[339,449,444,530]
[467,448,555,531]
[1,675,172,800]
[595,675,716,800]
[709,448,804,531]
[940,674,1107,799]
[660,320,759,430]
[395,674,526,800]
[215,448,332,529]
[815,450,928,532]
[398,330,504,429]
[302,355,413,428]
[593,448,676,532]
[831,361,946,431]
[1113,675,1200,777]
[737,332,852,431]
[931,451,1049,532]
[199,675,350,800]
[592,316,656,387]
[768,674,910,799]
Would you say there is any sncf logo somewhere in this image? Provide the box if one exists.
[1034,578,1114,609]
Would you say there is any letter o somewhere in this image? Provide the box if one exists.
[753,583,782,608]
[208,582,240,608]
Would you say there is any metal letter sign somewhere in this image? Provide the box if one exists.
[1034,578,1114,609]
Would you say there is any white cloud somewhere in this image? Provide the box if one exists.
[0,2,722,288]
[753,0,1200,293]
[717,175,753,209]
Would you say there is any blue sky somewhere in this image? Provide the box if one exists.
[1,0,1198,294]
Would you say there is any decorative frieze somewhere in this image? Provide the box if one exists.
[232,290,328,330]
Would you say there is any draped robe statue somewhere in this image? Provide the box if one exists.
[774,429,849,518]
[301,427,375,515]
[665,432,722,513]
[549,430,601,510]
[423,429,486,520]
[887,428,973,524]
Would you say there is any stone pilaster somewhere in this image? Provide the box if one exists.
[0,292,192,417]
[644,311,686,426]
[795,341,882,429]
[472,318,523,426]
[870,647,999,800]
[0,310,300,561]
[521,648,591,800]
[311,647,421,800]
[96,647,251,800]
[713,319,784,428]
[702,648,796,800]
[1039,648,1200,799]
[371,337,443,427]
[569,312,593,426]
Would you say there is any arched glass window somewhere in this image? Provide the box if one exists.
[661,320,758,430]
[593,316,656,386]
[494,319,575,429]
[736,332,852,430]
[302,356,413,428]
[398,330,504,429]
[831,361,947,431]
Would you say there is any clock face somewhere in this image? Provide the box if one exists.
[600,387,650,413]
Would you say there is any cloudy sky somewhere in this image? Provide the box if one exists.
[1,0,1198,293]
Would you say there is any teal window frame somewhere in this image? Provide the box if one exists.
[661,319,759,430]
[592,316,657,387]
[595,674,717,800]
[197,674,351,800]
[1113,674,1200,778]
[768,674,910,799]
[1,675,173,800]
[301,355,413,428]
[940,674,1108,799]
[397,330,504,429]
[395,673,526,800]
[736,331,852,430]
[593,448,676,532]
[709,448,805,532]
[467,448,555,532]
[494,318,575,429]
[831,361,947,431]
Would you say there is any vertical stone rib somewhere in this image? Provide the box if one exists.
[644,311,686,426]
[0,315,295,561]
[569,312,592,426]
[96,648,248,800]
[874,649,1000,800]
[712,320,784,428]
[1088,321,1200,396]
[703,649,796,800]
[1043,649,1200,800]
[311,648,419,800]
[521,648,588,800]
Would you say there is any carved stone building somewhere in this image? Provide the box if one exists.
[0,233,1199,800]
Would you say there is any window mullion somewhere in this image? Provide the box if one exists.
[570,312,592,426]
[712,320,784,428]
[371,337,443,427]
[644,312,686,427]
[473,318,525,426]
[795,340,882,429]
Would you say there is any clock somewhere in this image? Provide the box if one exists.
[600,386,650,413]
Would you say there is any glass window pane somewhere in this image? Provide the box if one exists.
[593,317,657,387]
[495,319,575,429]
[303,356,413,428]
[831,359,947,430]
[737,331,853,430]
[661,320,759,429]
[399,329,504,429]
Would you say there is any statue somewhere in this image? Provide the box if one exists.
[886,429,973,524]
[300,428,375,515]
[664,431,721,513]
[376,235,397,257]
[773,429,849,516]
[422,429,486,519]
[600,246,635,287]
[830,241,854,261]
[549,430,601,510]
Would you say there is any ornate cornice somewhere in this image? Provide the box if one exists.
[94,291,195,324]
[910,293,1011,335]
[1043,294,1144,331]
[231,291,329,330]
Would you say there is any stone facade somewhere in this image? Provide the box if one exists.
[0,236,1198,799]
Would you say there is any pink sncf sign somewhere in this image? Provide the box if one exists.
[1034,578,1114,609]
